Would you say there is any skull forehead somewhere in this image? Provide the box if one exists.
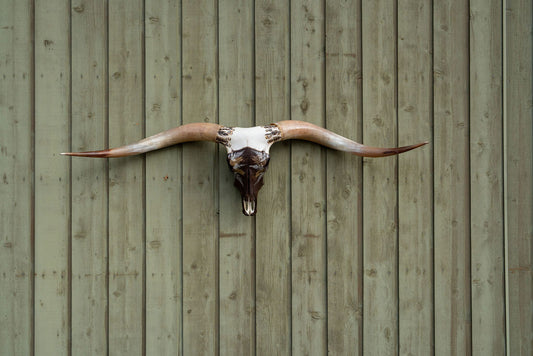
[225,126,271,153]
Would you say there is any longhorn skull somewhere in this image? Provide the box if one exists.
[62,120,427,215]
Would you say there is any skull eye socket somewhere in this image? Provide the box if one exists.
[228,152,269,176]
[232,166,246,176]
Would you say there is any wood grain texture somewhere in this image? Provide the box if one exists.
[218,0,255,353]
[325,0,362,354]
[397,0,433,354]
[181,0,218,354]
[2,1,531,354]
[34,1,71,355]
[255,0,292,354]
[291,0,327,354]
[505,0,533,354]
[469,1,505,354]
[70,1,108,355]
[0,1,33,355]
[145,0,181,354]
[433,0,472,354]
[362,0,398,353]
[108,1,145,354]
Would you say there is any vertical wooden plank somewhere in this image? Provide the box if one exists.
[361,0,398,354]
[218,0,255,354]
[325,0,362,354]
[433,0,471,353]
[291,0,327,354]
[181,0,218,353]
[70,1,108,354]
[145,0,181,354]
[255,0,292,354]
[108,1,144,354]
[397,0,433,354]
[34,0,70,355]
[505,0,533,354]
[0,1,33,355]
[470,0,505,354]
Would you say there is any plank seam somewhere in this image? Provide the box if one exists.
[359,0,365,353]
[250,0,257,356]
[467,0,473,353]
[359,0,364,354]
[141,1,147,355]
[105,0,110,354]
[31,1,36,355]
[501,0,509,352]
[68,0,73,354]
[394,0,400,353]
[430,0,436,353]
[322,0,328,353]
[215,0,220,354]
[179,1,184,354]
[288,0,293,353]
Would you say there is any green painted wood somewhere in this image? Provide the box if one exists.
[433,0,472,354]
[69,1,108,355]
[2,1,532,354]
[108,1,145,354]
[145,0,182,354]
[362,0,398,353]
[0,1,33,355]
[397,0,433,354]
[181,0,219,353]
[505,0,533,354]
[34,1,71,355]
[291,0,327,354]
[70,1,108,355]
[470,1,506,354]
[325,0,362,354]
[254,0,292,353]
[218,0,255,354]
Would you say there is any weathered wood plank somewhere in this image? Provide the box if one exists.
[325,0,362,354]
[34,0,71,355]
[433,0,471,353]
[0,1,33,355]
[218,0,255,354]
[70,1,108,355]
[505,0,533,354]
[470,1,505,354]
[145,0,181,354]
[361,0,398,353]
[255,0,292,354]
[397,0,433,354]
[181,0,218,353]
[108,1,145,354]
[291,0,327,354]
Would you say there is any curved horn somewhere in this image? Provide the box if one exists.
[274,120,428,157]
[61,123,222,157]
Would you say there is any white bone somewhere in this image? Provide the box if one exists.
[222,126,273,154]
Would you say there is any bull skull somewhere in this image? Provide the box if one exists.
[62,120,427,216]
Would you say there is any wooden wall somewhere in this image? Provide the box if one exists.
[1,0,531,355]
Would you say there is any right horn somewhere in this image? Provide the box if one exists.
[274,120,428,157]
[61,122,221,158]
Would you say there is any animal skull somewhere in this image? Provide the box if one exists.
[62,120,427,215]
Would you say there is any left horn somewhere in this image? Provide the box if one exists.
[274,120,427,157]
[61,122,221,157]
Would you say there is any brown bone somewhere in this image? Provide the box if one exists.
[62,120,428,215]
